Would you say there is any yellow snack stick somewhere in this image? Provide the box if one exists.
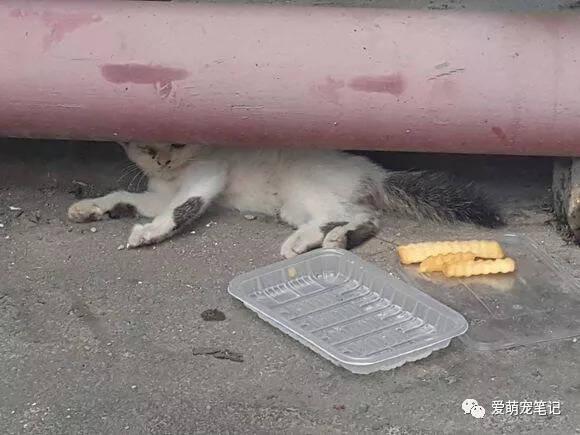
[397,240,504,264]
[442,258,516,278]
[419,252,477,273]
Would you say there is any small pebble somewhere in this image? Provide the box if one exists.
[117,244,125,250]
[90,227,97,233]
[190,230,196,234]
[0,223,4,228]
[9,206,21,211]
[243,214,256,220]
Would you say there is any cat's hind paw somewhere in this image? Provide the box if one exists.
[68,200,105,223]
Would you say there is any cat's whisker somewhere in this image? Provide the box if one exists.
[115,161,137,175]
[136,172,147,192]
[117,174,137,188]
[117,168,139,183]
[128,170,144,192]
[121,162,137,172]
[117,165,140,184]
[120,162,138,172]
[117,162,137,175]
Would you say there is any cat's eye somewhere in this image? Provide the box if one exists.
[171,143,186,149]
[138,146,156,156]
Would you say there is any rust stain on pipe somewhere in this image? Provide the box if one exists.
[348,73,406,96]
[10,8,102,50]
[101,64,189,99]
[101,64,189,85]
[491,126,508,141]
[315,76,346,104]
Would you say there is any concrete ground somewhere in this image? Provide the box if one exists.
[0,139,579,434]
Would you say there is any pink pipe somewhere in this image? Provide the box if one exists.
[0,1,579,156]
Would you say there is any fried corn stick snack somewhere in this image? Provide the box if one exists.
[443,258,516,277]
[419,252,477,273]
[397,240,504,264]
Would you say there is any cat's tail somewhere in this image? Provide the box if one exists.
[381,170,504,228]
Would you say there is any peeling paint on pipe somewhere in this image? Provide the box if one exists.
[0,1,579,156]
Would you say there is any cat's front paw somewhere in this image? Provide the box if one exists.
[68,200,105,223]
[127,223,167,248]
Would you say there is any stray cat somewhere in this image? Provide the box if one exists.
[68,143,502,258]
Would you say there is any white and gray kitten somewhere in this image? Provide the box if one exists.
[68,143,501,258]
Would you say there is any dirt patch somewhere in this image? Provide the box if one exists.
[200,309,226,321]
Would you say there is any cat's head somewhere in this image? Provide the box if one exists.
[120,142,204,178]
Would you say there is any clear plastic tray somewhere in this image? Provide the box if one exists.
[228,248,468,374]
[398,234,580,350]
